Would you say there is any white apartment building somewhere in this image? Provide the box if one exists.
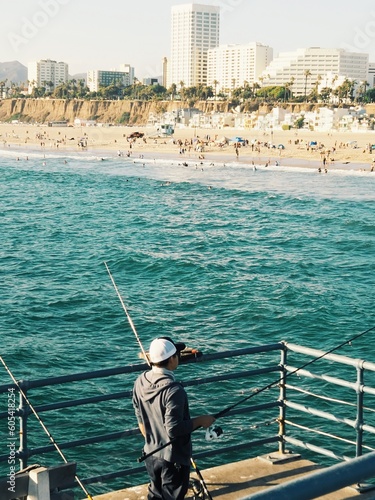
[207,43,273,93]
[28,59,68,93]
[118,64,135,83]
[260,47,369,96]
[169,3,220,88]
[368,62,375,88]
[87,65,134,92]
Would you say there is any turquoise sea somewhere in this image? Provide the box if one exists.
[1,146,375,494]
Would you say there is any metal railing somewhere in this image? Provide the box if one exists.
[282,342,375,465]
[1,341,375,495]
[242,451,375,500]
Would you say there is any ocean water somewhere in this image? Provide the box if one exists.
[1,147,375,494]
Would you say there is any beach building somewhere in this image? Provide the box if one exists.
[87,65,134,92]
[168,3,220,88]
[142,77,160,85]
[259,47,369,97]
[337,107,372,132]
[27,59,68,94]
[207,42,273,94]
[312,107,347,131]
[177,108,202,126]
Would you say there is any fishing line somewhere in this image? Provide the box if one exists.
[139,323,375,461]
[0,356,93,500]
[214,323,375,419]
[104,261,149,364]
[104,262,213,500]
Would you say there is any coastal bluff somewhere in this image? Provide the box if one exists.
[2,98,373,126]
[0,98,230,125]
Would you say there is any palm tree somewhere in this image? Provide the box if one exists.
[331,75,338,90]
[315,75,322,93]
[284,78,294,102]
[320,87,332,103]
[344,79,356,103]
[213,79,219,100]
[0,80,7,98]
[77,79,87,98]
[252,81,260,97]
[308,75,322,102]
[304,69,312,102]
[168,83,177,101]
[131,77,142,100]
[179,80,185,101]
[360,80,369,102]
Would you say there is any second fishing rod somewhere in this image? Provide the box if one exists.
[138,322,375,461]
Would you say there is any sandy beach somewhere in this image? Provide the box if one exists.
[1,122,375,171]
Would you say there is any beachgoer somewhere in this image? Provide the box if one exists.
[133,337,215,500]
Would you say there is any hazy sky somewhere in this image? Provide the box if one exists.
[2,0,375,78]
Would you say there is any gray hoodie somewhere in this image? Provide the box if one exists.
[133,369,193,465]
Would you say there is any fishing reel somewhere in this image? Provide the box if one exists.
[205,425,223,441]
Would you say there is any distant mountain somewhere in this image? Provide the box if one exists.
[0,61,27,83]
[70,73,87,82]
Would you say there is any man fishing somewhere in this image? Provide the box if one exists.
[133,336,215,499]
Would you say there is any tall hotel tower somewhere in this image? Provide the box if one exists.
[169,3,220,88]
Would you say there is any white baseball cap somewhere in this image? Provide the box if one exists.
[149,337,185,363]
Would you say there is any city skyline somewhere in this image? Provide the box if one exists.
[1,0,375,79]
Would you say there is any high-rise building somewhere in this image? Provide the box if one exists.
[208,43,273,93]
[87,65,134,92]
[162,57,168,88]
[169,3,220,88]
[367,62,375,88]
[259,47,369,96]
[28,59,68,93]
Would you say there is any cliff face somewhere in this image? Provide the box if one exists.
[0,99,230,124]
[1,98,372,125]
[0,99,148,124]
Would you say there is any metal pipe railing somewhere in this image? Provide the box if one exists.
[0,343,284,487]
[241,450,375,500]
[355,363,364,457]
[285,344,375,468]
[2,341,375,494]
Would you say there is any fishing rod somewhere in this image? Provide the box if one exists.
[104,262,214,500]
[0,356,93,500]
[139,323,375,460]
[214,323,375,419]
[104,261,149,364]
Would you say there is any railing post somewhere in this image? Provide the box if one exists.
[278,343,287,454]
[18,380,28,470]
[27,466,50,500]
[355,362,364,458]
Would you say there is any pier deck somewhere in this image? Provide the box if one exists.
[92,454,375,499]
